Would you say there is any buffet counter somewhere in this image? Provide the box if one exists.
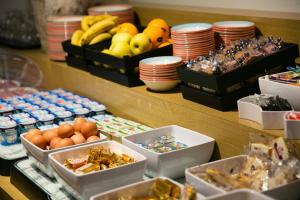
[0,47,298,200]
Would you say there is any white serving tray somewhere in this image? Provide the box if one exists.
[90,177,206,200]
[122,125,215,179]
[237,96,292,129]
[259,76,300,110]
[185,155,300,200]
[48,141,147,200]
[21,129,107,177]
[283,111,300,139]
[206,189,275,200]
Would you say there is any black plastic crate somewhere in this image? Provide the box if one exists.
[86,41,173,71]
[85,41,172,87]
[62,40,89,71]
[65,55,89,71]
[89,64,143,87]
[177,43,299,95]
[180,83,259,111]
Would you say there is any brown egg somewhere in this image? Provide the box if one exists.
[74,131,83,135]
[43,128,58,143]
[71,134,86,144]
[31,134,47,149]
[73,117,86,132]
[58,124,74,138]
[53,138,74,149]
[50,137,62,149]
[86,135,100,143]
[25,129,42,142]
[81,121,98,139]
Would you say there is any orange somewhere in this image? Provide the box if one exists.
[117,23,138,36]
[147,18,170,38]
[143,26,167,49]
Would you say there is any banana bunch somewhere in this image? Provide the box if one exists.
[71,15,119,46]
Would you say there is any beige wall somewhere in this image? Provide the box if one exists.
[129,0,300,20]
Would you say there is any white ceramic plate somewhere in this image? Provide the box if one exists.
[171,23,212,33]
[213,21,255,28]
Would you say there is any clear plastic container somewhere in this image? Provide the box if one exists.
[0,0,40,48]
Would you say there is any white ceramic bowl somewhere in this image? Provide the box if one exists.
[140,56,183,66]
[20,129,107,177]
[48,141,147,200]
[185,155,300,200]
[283,111,300,139]
[90,177,206,200]
[142,80,180,91]
[122,125,215,179]
[237,96,292,129]
[259,76,300,110]
[206,189,275,200]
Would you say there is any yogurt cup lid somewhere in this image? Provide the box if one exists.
[0,120,17,128]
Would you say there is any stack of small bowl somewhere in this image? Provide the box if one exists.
[46,16,82,61]
[139,56,183,92]
[213,21,255,46]
[171,23,215,62]
[88,4,134,24]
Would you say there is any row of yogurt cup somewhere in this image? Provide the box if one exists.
[0,88,106,145]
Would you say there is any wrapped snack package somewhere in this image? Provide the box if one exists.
[194,134,300,192]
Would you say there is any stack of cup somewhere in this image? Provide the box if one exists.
[171,23,215,62]
[46,16,82,61]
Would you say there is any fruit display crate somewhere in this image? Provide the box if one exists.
[85,41,173,87]
[177,43,299,95]
[177,43,299,111]
[62,40,90,71]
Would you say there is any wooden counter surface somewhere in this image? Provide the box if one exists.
[11,48,284,158]
[0,48,298,200]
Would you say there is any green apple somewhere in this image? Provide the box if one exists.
[111,33,132,45]
[130,33,152,55]
[110,42,132,58]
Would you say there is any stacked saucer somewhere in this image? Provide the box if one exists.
[171,23,215,62]
[139,56,183,92]
[213,21,255,46]
[46,16,82,61]
[88,4,134,24]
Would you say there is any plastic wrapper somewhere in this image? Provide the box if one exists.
[187,36,283,75]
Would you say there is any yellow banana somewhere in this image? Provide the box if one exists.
[71,30,84,46]
[89,33,112,45]
[108,25,120,35]
[80,19,116,45]
[81,16,95,31]
[87,15,107,27]
[105,15,119,24]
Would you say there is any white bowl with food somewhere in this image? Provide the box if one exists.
[48,141,147,200]
[206,189,275,200]
[90,177,206,200]
[21,118,107,177]
[185,155,300,200]
[259,76,300,110]
[237,95,292,129]
[122,125,215,179]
